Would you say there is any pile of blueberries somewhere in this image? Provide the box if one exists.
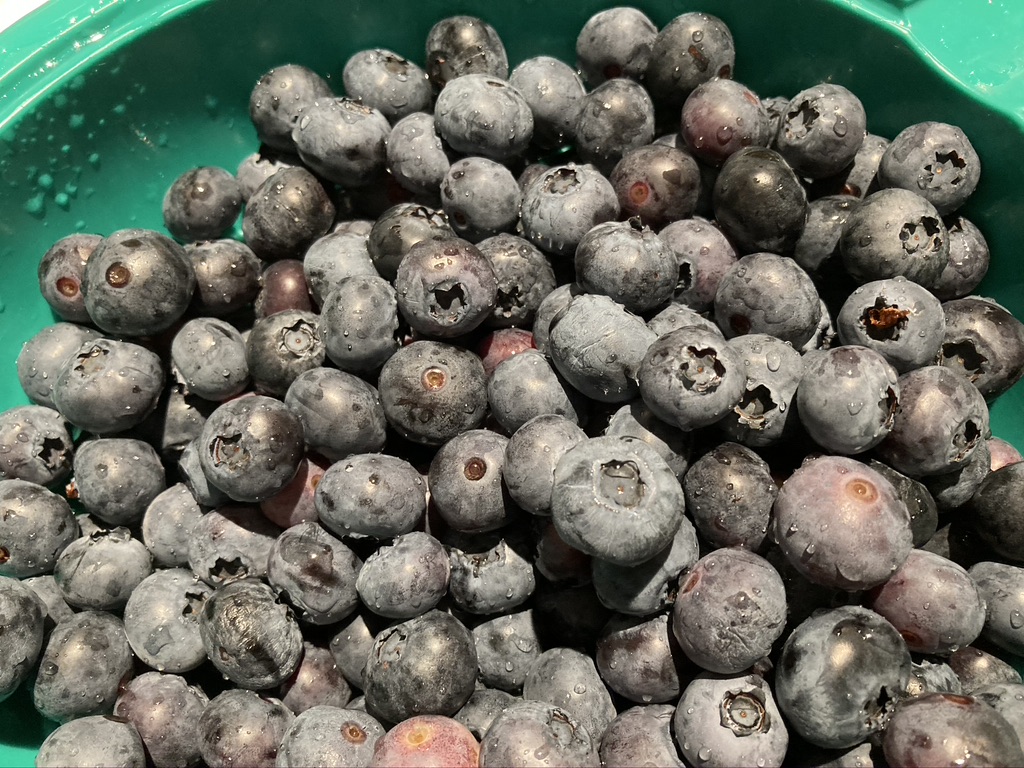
[6,6,1024,767]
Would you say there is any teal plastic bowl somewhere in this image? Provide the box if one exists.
[2,0,1023,763]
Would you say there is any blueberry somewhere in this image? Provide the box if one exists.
[434,74,533,161]
[866,458,939,548]
[362,609,478,723]
[377,340,487,445]
[82,228,195,336]
[970,561,1024,656]
[440,156,522,243]
[775,83,867,179]
[932,213,990,300]
[508,56,586,149]
[342,48,432,122]
[292,98,390,187]
[532,282,580,357]
[600,705,684,768]
[235,146,301,201]
[0,405,73,486]
[0,576,44,702]
[429,428,515,533]
[923,435,991,511]
[32,610,134,723]
[907,659,963,698]
[319,275,400,373]
[395,236,498,338]
[114,671,208,768]
[315,453,426,539]
[198,689,295,768]
[456,688,520,741]
[549,293,657,403]
[488,350,583,434]
[37,233,101,323]
[177,437,230,508]
[574,78,656,175]
[792,194,859,276]
[356,531,449,619]
[54,527,153,610]
[301,229,377,306]
[198,395,305,503]
[171,317,250,401]
[551,435,685,566]
[279,641,352,713]
[683,442,777,552]
[938,296,1024,400]
[720,333,804,448]
[839,187,949,287]
[478,699,599,768]
[810,132,889,199]
[951,646,1024,694]
[639,325,746,430]
[276,705,384,768]
[596,613,686,705]
[575,7,657,85]
[35,715,146,768]
[674,672,789,768]
[255,258,315,318]
[835,275,946,373]
[775,605,912,749]
[610,144,701,227]
[122,567,210,674]
[682,77,771,166]
[875,365,989,478]
[646,302,723,339]
[386,112,452,197]
[878,121,982,215]
[967,463,1024,564]
[22,574,75,633]
[502,414,587,516]
[186,238,262,317]
[367,202,455,281]
[16,322,102,409]
[0,479,77,577]
[645,12,735,108]
[712,147,808,254]
[522,646,616,744]
[473,609,543,693]
[162,166,243,242]
[520,164,620,258]
[446,531,536,614]
[249,63,333,152]
[604,400,691,481]
[187,505,281,586]
[242,166,335,261]
[425,15,509,90]
[284,367,386,461]
[477,233,557,328]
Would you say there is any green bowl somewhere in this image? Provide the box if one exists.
[2,0,1023,763]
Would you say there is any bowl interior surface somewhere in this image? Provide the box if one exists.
[2,0,1024,762]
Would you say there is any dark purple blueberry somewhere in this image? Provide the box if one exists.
[776,605,912,749]
[198,689,295,768]
[198,395,305,503]
[187,505,281,587]
[951,646,1024,694]
[356,531,448,619]
[574,78,655,175]
[875,365,989,478]
[939,296,1024,400]
[682,77,770,166]
[551,435,685,566]
[249,63,333,152]
[35,715,146,768]
[869,548,985,655]
[600,705,684,768]
[440,156,522,243]
[276,705,384,767]
[255,259,315,318]
[32,610,134,723]
[932,214,990,300]
[162,166,242,242]
[575,218,677,314]
[609,144,701,227]
[292,98,390,187]
[246,309,325,396]
[54,527,153,611]
[878,121,981,215]
[363,609,477,723]
[123,567,210,673]
[638,325,746,430]
[82,228,195,336]
[645,12,735,108]
[0,478,77,578]
[315,453,426,539]
[508,56,585,149]
[342,48,432,122]
[596,613,686,705]
[242,167,335,262]
[395,237,498,338]
[434,74,533,161]
[473,609,542,693]
[425,15,508,90]
[114,671,209,768]
[674,673,789,767]
[0,405,73,486]
[447,531,536,614]
[839,187,949,287]
[773,455,912,591]
[523,647,617,744]
[658,217,738,312]
[712,147,808,254]
[477,233,556,329]
[367,202,455,281]
[883,692,1024,767]
[319,275,400,373]
[429,428,514,533]
[478,699,600,768]
[266,521,360,625]
[0,576,44,702]
[279,642,352,713]
[37,233,101,323]
[775,83,867,179]
[549,293,657,404]
[16,322,102,409]
[284,367,386,461]
[520,164,619,258]
[683,442,777,552]
[186,238,262,317]
[836,276,946,373]
[967,464,1024,564]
